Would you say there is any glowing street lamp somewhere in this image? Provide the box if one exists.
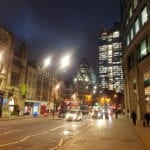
[0,53,2,61]
[43,57,51,68]
[60,54,70,69]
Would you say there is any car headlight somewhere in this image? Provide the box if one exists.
[108,110,111,114]
[73,114,77,119]
[66,114,69,118]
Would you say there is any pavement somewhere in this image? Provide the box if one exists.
[0,114,149,150]
[131,119,150,150]
[0,114,60,121]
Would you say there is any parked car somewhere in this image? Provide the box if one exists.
[65,110,82,121]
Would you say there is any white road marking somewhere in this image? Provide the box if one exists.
[49,122,96,150]
[0,125,65,147]
[0,129,22,135]
[0,141,19,147]
[49,125,65,132]
[20,131,48,142]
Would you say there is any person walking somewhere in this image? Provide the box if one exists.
[115,109,118,119]
[51,109,55,119]
[144,112,150,127]
[131,111,137,125]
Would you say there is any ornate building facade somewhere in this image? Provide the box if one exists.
[0,27,64,117]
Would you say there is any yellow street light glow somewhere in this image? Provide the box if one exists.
[0,53,3,61]
[55,84,60,90]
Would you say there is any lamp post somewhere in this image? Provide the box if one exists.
[40,57,51,101]
[42,54,71,110]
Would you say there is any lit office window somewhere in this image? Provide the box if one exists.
[108,50,112,56]
[108,36,112,42]
[130,27,134,40]
[126,18,128,26]
[129,7,132,18]
[113,31,119,38]
[135,17,140,34]
[108,45,112,50]
[127,35,130,46]
[141,7,148,25]
[108,59,112,64]
[133,0,138,9]
[140,39,147,58]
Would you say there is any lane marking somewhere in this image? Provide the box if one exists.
[0,125,65,147]
[49,122,96,150]
[0,141,19,147]
[49,125,65,132]
[20,131,48,142]
[0,129,22,135]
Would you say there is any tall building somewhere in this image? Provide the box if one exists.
[122,0,150,119]
[98,22,124,93]
[74,57,97,105]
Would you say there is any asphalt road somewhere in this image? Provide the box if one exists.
[0,114,148,150]
[0,115,92,150]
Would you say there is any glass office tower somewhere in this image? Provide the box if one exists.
[98,22,124,93]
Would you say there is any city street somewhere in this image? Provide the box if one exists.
[0,115,92,150]
[0,114,148,150]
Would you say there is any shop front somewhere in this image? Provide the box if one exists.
[24,100,40,115]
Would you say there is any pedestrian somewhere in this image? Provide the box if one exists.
[52,109,55,119]
[115,109,118,119]
[17,106,20,116]
[131,111,137,125]
[127,109,129,117]
[144,112,150,127]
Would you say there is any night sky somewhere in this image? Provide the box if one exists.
[0,0,120,77]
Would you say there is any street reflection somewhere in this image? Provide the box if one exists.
[96,115,112,126]
[64,130,69,135]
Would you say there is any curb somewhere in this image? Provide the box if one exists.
[0,115,61,121]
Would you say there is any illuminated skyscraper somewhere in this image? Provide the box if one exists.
[98,22,124,93]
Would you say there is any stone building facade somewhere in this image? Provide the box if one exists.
[122,0,150,119]
[0,27,64,117]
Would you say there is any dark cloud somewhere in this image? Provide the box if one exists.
[0,0,120,76]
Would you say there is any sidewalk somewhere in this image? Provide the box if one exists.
[131,119,150,150]
[57,115,150,150]
[0,114,60,121]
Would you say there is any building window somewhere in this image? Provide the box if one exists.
[113,31,119,38]
[10,71,20,86]
[140,39,147,57]
[135,17,140,34]
[128,52,134,71]
[130,27,134,41]
[127,34,130,46]
[137,37,150,61]
[141,7,148,26]
[133,0,138,10]
[129,6,133,18]
[126,18,129,26]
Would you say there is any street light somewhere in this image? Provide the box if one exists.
[43,57,51,68]
[60,54,70,70]
[0,52,3,62]
[43,54,71,108]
